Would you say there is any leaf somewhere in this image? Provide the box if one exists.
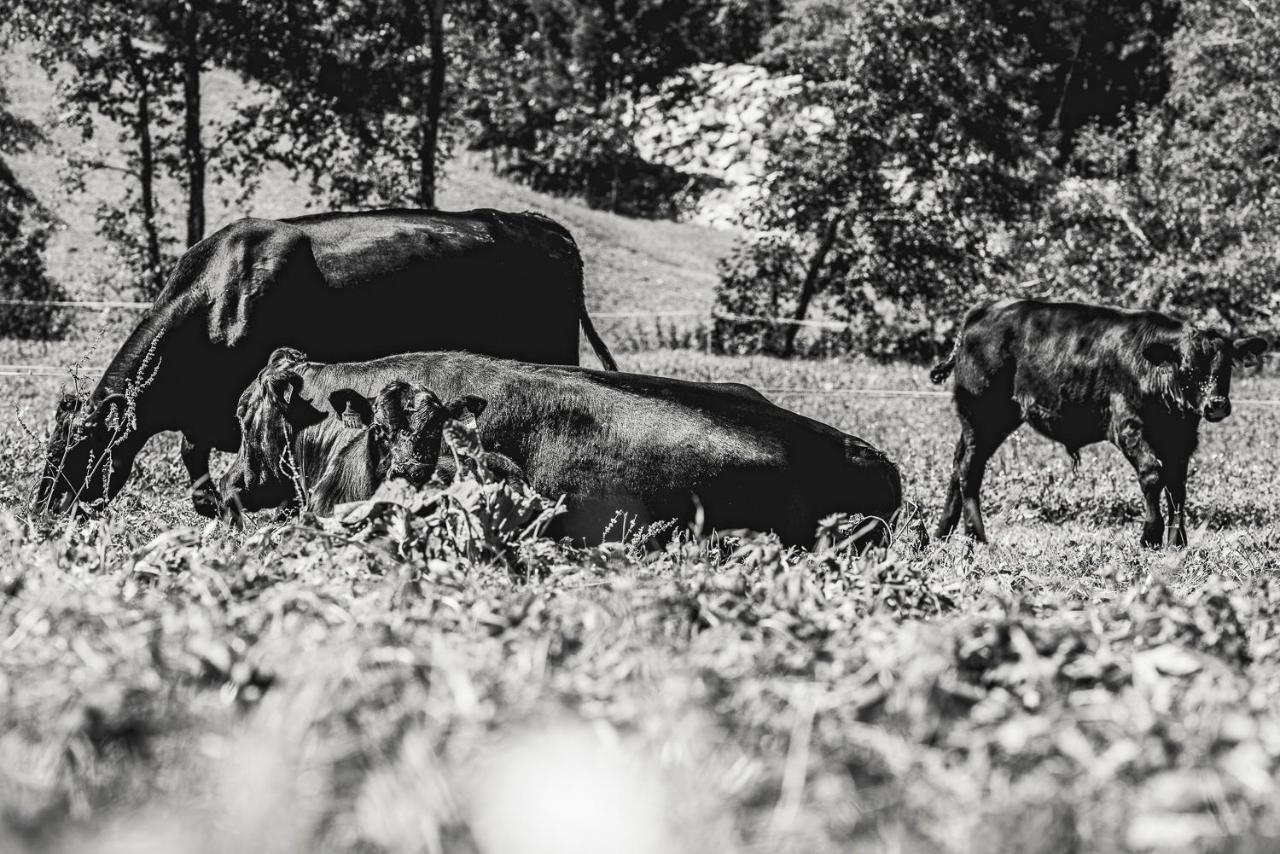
[1134,644,1202,677]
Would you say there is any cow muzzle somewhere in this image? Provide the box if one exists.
[1203,396,1231,422]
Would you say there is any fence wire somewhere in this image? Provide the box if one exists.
[3,299,1279,404]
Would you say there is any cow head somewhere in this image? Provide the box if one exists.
[220,364,327,515]
[30,391,141,516]
[1143,330,1268,422]
[373,383,465,486]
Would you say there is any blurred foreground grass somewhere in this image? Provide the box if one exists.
[4,333,1280,853]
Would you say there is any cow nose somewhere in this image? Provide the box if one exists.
[1204,397,1231,421]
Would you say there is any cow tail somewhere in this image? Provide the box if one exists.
[572,243,619,371]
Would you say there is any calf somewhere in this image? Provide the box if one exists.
[221,359,470,518]
[930,298,1268,546]
[220,348,903,547]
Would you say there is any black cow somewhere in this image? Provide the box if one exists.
[31,208,617,518]
[930,298,1268,546]
[220,349,903,547]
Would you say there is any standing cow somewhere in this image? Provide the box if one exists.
[930,298,1268,546]
[220,349,903,548]
[31,208,616,518]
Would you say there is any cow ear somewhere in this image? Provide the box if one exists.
[267,347,307,369]
[374,381,412,432]
[56,393,81,418]
[1143,341,1180,367]
[268,371,302,406]
[330,390,373,428]
[447,394,487,420]
[1234,336,1269,364]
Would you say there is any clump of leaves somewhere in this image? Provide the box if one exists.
[323,410,562,570]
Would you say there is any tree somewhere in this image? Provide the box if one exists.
[455,0,784,215]
[993,0,1178,163]
[0,52,69,339]
[218,0,454,209]
[716,0,1051,358]
[13,0,225,296]
[1016,0,1280,333]
[420,0,446,206]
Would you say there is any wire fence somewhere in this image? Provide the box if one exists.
[0,298,151,310]
[4,298,1280,406]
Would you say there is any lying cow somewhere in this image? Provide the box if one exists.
[929,298,1268,546]
[32,208,616,519]
[220,349,903,547]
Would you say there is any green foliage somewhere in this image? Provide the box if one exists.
[216,0,449,208]
[11,0,211,296]
[327,409,563,569]
[713,233,806,354]
[717,0,1051,358]
[0,57,68,339]
[1001,0,1177,162]
[460,0,782,216]
[1008,0,1280,334]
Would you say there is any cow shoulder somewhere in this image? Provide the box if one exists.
[201,218,315,347]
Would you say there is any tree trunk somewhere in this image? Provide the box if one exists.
[183,1,206,246]
[119,35,163,295]
[783,214,843,357]
[418,0,446,208]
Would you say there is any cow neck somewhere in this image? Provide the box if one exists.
[92,301,184,429]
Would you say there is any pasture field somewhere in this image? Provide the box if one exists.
[5,45,1280,853]
[3,331,1280,854]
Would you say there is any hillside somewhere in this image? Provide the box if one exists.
[2,46,734,319]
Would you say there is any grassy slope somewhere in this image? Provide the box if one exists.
[4,47,732,318]
[6,42,1280,854]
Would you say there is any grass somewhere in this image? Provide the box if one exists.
[7,40,1280,854]
[5,337,1280,853]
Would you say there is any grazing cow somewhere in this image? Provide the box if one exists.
[929,298,1268,546]
[220,349,903,548]
[31,208,617,518]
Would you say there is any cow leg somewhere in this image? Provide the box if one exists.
[182,436,219,518]
[1111,408,1165,547]
[936,436,966,539]
[1161,454,1189,548]
[938,403,1018,542]
[957,426,1014,543]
